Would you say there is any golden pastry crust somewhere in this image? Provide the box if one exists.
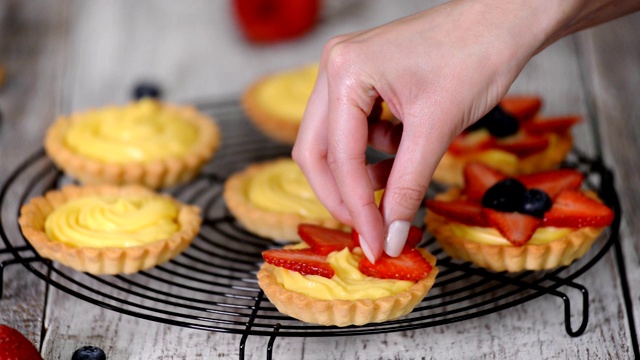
[257,249,438,326]
[44,101,221,189]
[223,158,346,242]
[433,132,573,186]
[18,184,201,275]
[425,188,605,272]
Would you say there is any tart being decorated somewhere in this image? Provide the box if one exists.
[224,158,348,241]
[45,99,221,189]
[18,184,201,275]
[257,224,438,326]
[242,63,393,144]
[433,96,580,186]
[426,163,613,272]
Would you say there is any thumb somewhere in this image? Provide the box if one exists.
[381,118,452,257]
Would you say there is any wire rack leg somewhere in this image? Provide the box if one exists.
[547,279,589,337]
[266,324,280,360]
[239,291,265,360]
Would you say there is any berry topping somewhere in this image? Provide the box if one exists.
[521,115,581,135]
[521,189,552,218]
[133,82,162,100]
[71,346,107,360]
[263,249,334,278]
[483,209,541,246]
[351,225,424,253]
[426,199,489,227]
[464,105,519,138]
[297,224,356,256]
[499,96,542,122]
[233,0,319,43]
[481,178,527,212]
[517,169,584,199]
[449,131,496,155]
[494,132,549,157]
[543,190,614,228]
[0,324,43,360]
[358,248,432,281]
[463,162,506,201]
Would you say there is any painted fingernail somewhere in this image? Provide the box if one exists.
[359,234,376,264]
[384,220,411,257]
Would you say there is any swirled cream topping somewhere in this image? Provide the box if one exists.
[449,223,572,245]
[45,195,180,248]
[273,247,414,301]
[246,159,333,219]
[254,64,318,122]
[63,99,200,163]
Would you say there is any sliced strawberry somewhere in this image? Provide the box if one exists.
[522,115,581,135]
[403,226,424,250]
[0,324,43,360]
[543,190,614,228]
[499,96,542,122]
[482,209,541,246]
[517,169,584,199]
[262,249,334,278]
[463,162,507,201]
[449,132,497,155]
[358,248,432,281]
[495,132,549,157]
[426,199,489,227]
[298,224,356,255]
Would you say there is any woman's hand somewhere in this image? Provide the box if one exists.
[292,0,639,262]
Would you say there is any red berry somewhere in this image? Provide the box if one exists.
[522,115,581,135]
[517,169,584,199]
[297,224,356,256]
[499,96,542,122]
[0,324,43,360]
[263,249,334,278]
[358,249,432,281]
[426,199,489,227]
[495,132,549,157]
[483,209,541,246]
[463,162,507,201]
[543,190,614,228]
[448,133,496,155]
[233,0,319,43]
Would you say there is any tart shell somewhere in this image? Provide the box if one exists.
[18,184,201,275]
[257,249,438,326]
[44,102,221,189]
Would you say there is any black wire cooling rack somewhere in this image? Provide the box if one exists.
[0,99,637,360]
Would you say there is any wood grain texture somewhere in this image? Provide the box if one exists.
[0,1,637,359]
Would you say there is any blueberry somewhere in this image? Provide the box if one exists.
[133,82,162,100]
[72,346,106,360]
[482,178,527,212]
[464,116,489,133]
[521,189,552,218]
[483,106,519,138]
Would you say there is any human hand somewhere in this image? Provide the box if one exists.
[292,0,637,263]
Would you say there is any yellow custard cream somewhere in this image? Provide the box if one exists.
[273,248,414,301]
[255,64,318,122]
[45,195,180,248]
[246,159,332,219]
[449,223,573,246]
[63,99,199,163]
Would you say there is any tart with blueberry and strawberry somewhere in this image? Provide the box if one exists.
[425,162,613,272]
[257,224,438,326]
[433,96,580,186]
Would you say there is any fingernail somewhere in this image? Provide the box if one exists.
[384,220,411,257]
[359,234,376,264]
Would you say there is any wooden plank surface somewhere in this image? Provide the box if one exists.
[0,1,638,359]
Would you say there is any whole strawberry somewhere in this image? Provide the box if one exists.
[0,324,43,360]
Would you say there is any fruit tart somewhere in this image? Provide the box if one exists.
[242,63,393,144]
[45,98,221,189]
[425,162,613,272]
[257,224,438,326]
[18,184,201,275]
[433,96,580,186]
[224,158,347,241]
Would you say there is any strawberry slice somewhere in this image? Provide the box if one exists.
[298,224,356,255]
[449,132,497,155]
[463,162,507,201]
[426,199,489,227]
[262,249,334,278]
[0,324,43,360]
[482,209,541,246]
[543,190,614,228]
[499,96,542,122]
[522,116,581,135]
[351,226,423,253]
[517,169,584,199]
[495,132,549,157]
[358,248,432,281]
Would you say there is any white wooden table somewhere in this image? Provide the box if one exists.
[1,1,638,359]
